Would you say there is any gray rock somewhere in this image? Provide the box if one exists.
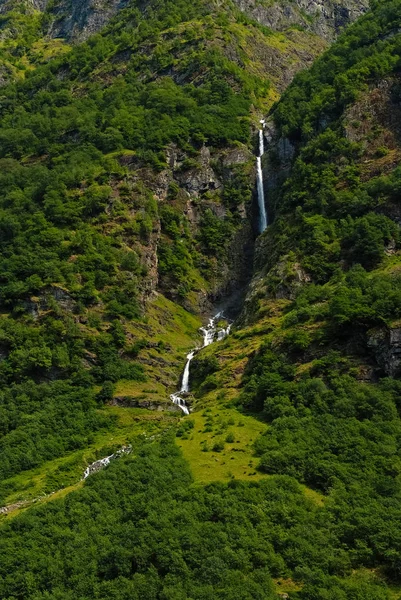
[232,0,369,42]
[272,256,312,300]
[257,120,296,214]
[175,146,222,196]
[277,137,296,164]
[49,285,75,311]
[0,0,368,48]
[24,299,40,320]
[22,285,76,319]
[368,327,401,377]
[222,146,253,167]
[31,0,49,9]
[166,144,187,171]
[48,0,130,42]
[110,396,182,412]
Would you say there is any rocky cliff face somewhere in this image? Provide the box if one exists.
[0,0,375,320]
[260,73,401,227]
[368,326,401,377]
[0,0,369,42]
[233,0,369,42]
[0,0,129,41]
[47,0,130,42]
[126,143,255,312]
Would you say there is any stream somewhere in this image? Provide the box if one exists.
[256,120,268,234]
[2,127,266,511]
[171,121,267,413]
[170,313,231,414]
[82,445,132,479]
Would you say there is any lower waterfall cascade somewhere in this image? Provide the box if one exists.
[170,313,232,414]
[82,445,132,479]
[256,120,268,234]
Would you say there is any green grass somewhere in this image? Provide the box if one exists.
[176,302,327,510]
[177,399,268,483]
[0,406,176,515]
[0,294,328,517]
[0,294,201,514]
[174,308,275,484]
[273,578,303,594]
[123,294,202,402]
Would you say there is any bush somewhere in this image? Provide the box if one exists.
[212,440,225,452]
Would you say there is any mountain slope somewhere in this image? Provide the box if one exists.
[0,0,369,43]
[2,0,401,599]
[0,0,330,513]
[233,0,370,41]
[0,0,368,88]
[179,1,401,595]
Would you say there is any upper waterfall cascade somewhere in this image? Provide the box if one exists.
[170,313,232,414]
[256,121,268,234]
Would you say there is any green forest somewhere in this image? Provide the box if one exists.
[1,0,401,598]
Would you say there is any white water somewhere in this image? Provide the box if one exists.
[170,350,195,414]
[257,123,268,234]
[0,445,133,513]
[181,350,196,392]
[170,313,232,414]
[83,445,132,480]
[200,314,220,347]
[83,455,113,479]
[259,127,264,156]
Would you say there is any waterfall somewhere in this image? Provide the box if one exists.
[170,391,190,415]
[170,350,194,414]
[200,313,221,347]
[256,123,268,234]
[259,127,264,157]
[181,350,196,393]
[170,313,232,414]
[83,445,132,480]
[83,455,113,480]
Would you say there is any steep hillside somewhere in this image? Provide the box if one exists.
[234,0,370,41]
[4,0,401,599]
[0,0,259,509]
[0,0,332,514]
[0,0,367,87]
[179,0,401,596]
[0,0,369,43]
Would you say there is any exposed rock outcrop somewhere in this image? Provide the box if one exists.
[0,0,369,47]
[258,120,296,220]
[24,285,76,319]
[233,0,369,42]
[122,142,255,312]
[272,257,312,300]
[368,326,401,377]
[48,0,130,42]
[344,77,401,185]
[175,146,222,196]
[110,396,182,412]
